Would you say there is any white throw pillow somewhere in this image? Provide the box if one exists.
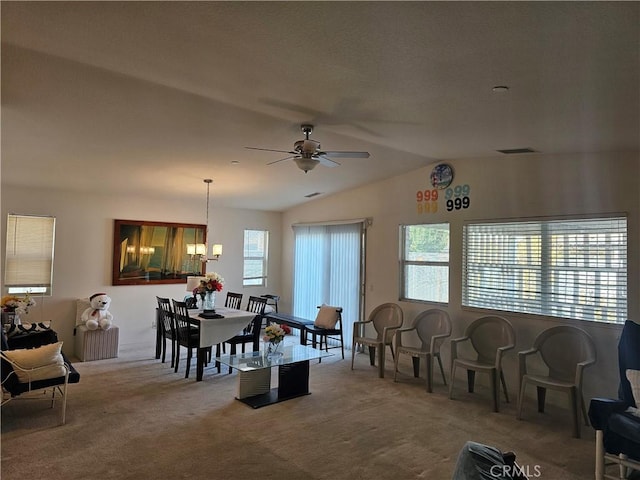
[314,305,340,329]
[626,369,640,407]
[3,342,66,383]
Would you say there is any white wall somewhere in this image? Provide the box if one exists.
[281,151,640,402]
[0,185,282,355]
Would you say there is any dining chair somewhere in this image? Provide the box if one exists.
[224,296,267,373]
[304,305,344,362]
[351,302,403,378]
[225,292,243,309]
[393,308,452,392]
[156,296,176,368]
[172,300,210,379]
[517,325,596,438]
[449,315,515,412]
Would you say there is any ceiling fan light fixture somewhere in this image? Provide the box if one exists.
[294,156,319,173]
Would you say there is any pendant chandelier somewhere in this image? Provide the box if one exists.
[187,178,222,262]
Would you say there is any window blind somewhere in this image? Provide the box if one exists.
[462,216,627,324]
[293,222,364,348]
[5,214,56,293]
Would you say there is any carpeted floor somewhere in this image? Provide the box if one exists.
[1,342,595,479]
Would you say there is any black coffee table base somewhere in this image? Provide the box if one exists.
[237,360,311,409]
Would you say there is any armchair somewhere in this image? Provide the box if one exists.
[589,320,640,480]
[1,328,80,425]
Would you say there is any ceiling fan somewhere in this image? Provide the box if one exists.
[245,124,370,173]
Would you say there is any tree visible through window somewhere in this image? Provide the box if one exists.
[400,223,450,303]
[243,229,268,286]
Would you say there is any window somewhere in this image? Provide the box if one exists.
[243,229,268,286]
[400,223,450,303]
[293,221,365,349]
[4,214,56,295]
[463,216,627,324]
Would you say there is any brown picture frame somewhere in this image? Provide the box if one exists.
[112,219,206,286]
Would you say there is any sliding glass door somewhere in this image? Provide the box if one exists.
[292,221,365,349]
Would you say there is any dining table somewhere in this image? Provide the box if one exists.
[188,306,257,381]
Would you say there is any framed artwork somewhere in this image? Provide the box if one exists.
[112,219,206,286]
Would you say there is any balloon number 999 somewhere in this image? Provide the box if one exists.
[446,196,470,211]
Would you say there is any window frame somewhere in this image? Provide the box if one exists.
[242,229,269,287]
[399,222,450,304]
[462,214,628,325]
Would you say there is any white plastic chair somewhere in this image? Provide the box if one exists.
[352,303,403,378]
[517,325,596,438]
[394,308,452,392]
[449,315,515,412]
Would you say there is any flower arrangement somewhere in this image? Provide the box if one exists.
[263,322,291,345]
[1,293,36,315]
[193,272,224,296]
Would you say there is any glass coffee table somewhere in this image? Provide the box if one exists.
[215,344,332,408]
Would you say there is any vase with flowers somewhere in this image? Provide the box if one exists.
[263,322,291,360]
[192,272,224,311]
[1,293,36,325]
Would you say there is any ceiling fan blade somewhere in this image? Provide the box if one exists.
[317,155,341,167]
[266,155,296,166]
[246,146,294,154]
[322,151,370,158]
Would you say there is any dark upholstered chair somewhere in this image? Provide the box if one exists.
[589,320,640,480]
[1,328,80,425]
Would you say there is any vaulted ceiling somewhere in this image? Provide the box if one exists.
[2,2,638,211]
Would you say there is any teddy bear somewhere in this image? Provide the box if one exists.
[81,293,114,330]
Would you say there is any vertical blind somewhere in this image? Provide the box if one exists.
[293,221,365,348]
[5,214,56,293]
[462,216,627,324]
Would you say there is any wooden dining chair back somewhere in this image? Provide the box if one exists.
[156,296,176,368]
[224,296,267,373]
[225,292,243,309]
[172,299,206,379]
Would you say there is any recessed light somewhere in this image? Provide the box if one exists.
[492,85,510,93]
[231,160,239,165]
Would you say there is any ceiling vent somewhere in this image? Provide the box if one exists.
[304,192,322,198]
[496,148,537,154]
